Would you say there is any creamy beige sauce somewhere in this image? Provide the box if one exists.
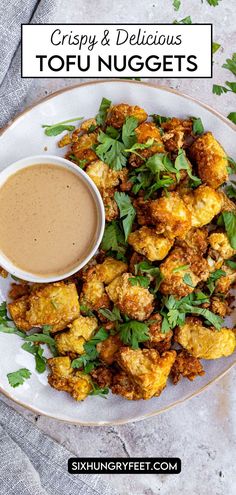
[0,164,98,276]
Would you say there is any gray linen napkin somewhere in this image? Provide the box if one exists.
[0,399,113,495]
[0,2,115,494]
[0,0,56,127]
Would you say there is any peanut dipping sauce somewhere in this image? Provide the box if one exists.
[0,164,98,276]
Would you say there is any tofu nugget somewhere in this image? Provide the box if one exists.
[55,315,98,357]
[161,117,193,152]
[160,247,209,298]
[95,257,128,284]
[129,122,165,167]
[80,268,109,311]
[149,192,192,239]
[69,132,97,164]
[208,232,236,260]
[106,103,147,129]
[190,132,228,189]
[171,350,205,384]
[183,185,223,228]
[47,356,92,401]
[86,160,120,191]
[128,227,173,261]
[175,317,236,359]
[111,371,143,400]
[144,313,173,353]
[8,282,80,332]
[97,334,122,364]
[106,273,154,321]
[116,347,176,399]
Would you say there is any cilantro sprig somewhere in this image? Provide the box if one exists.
[42,117,83,136]
[114,192,136,241]
[128,276,150,288]
[101,221,127,259]
[89,382,109,398]
[72,327,108,373]
[206,269,226,295]
[96,97,111,126]
[218,212,236,249]
[134,261,163,292]
[119,320,149,349]
[21,342,46,374]
[7,368,31,388]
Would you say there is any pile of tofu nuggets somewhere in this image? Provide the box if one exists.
[7,101,236,402]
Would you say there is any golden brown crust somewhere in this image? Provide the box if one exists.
[144,313,173,352]
[128,227,173,262]
[190,132,228,189]
[106,103,147,129]
[171,350,205,384]
[47,356,92,401]
[149,192,192,239]
[90,366,113,388]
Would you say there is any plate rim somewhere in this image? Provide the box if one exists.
[0,79,235,426]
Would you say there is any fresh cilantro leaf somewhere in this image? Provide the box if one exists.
[114,192,136,241]
[95,131,126,170]
[172,264,190,273]
[21,342,46,374]
[173,16,192,24]
[80,304,95,317]
[173,0,181,11]
[125,138,155,158]
[0,301,25,338]
[222,53,236,76]
[119,321,149,349]
[222,212,236,249]
[184,305,223,329]
[25,333,57,357]
[206,269,226,295]
[99,307,122,322]
[212,84,229,96]
[228,112,236,125]
[183,274,195,288]
[206,0,221,5]
[122,116,138,148]
[42,117,83,136]
[212,42,221,54]
[225,183,236,199]
[68,155,87,168]
[88,124,98,133]
[225,81,236,93]
[146,153,177,174]
[175,149,201,185]
[227,156,236,174]
[72,328,108,373]
[101,221,127,256]
[134,261,163,292]
[225,259,236,269]
[128,276,150,288]
[7,368,31,388]
[96,97,111,125]
[191,117,204,135]
[89,383,109,398]
[150,114,171,126]
[106,126,120,139]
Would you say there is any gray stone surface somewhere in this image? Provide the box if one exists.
[1,1,236,494]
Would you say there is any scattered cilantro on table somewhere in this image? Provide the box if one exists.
[172,0,181,11]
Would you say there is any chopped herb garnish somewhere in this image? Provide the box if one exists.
[227,112,236,125]
[119,320,149,349]
[175,149,201,185]
[128,276,150,288]
[206,269,226,295]
[183,273,195,288]
[95,97,111,126]
[99,307,122,322]
[191,117,204,135]
[68,155,87,168]
[206,0,221,5]
[125,138,155,158]
[7,368,31,388]
[173,0,181,11]
[114,192,136,241]
[173,16,192,24]
[80,305,95,317]
[173,264,190,273]
[95,131,127,170]
[225,259,236,269]
[220,212,236,249]
[225,182,236,199]
[222,53,236,76]
[212,42,221,54]
[134,261,163,292]
[89,382,109,398]
[42,117,83,136]
[150,114,171,126]
[21,342,46,374]
[72,327,108,373]
[101,221,127,257]
[122,116,138,148]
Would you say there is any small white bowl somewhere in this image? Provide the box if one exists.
[0,155,105,283]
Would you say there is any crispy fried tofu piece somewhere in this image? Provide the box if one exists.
[90,365,113,388]
[116,347,176,399]
[183,185,223,228]
[106,103,147,129]
[128,227,173,261]
[70,132,97,164]
[176,228,208,254]
[129,122,165,167]
[208,232,236,260]
[8,282,80,332]
[175,317,236,359]
[144,313,173,353]
[171,349,205,384]
[111,371,143,400]
[106,273,154,321]
[47,356,92,401]
[160,247,209,298]
[215,264,236,293]
[95,257,128,284]
[161,117,193,152]
[86,160,120,191]
[133,197,152,226]
[55,315,98,356]
[209,297,229,318]
[220,191,236,213]
[9,283,31,300]
[103,192,119,221]
[80,268,109,311]
[190,132,228,189]
[97,334,122,365]
[149,192,192,239]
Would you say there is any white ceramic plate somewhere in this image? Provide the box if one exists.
[0,80,235,425]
